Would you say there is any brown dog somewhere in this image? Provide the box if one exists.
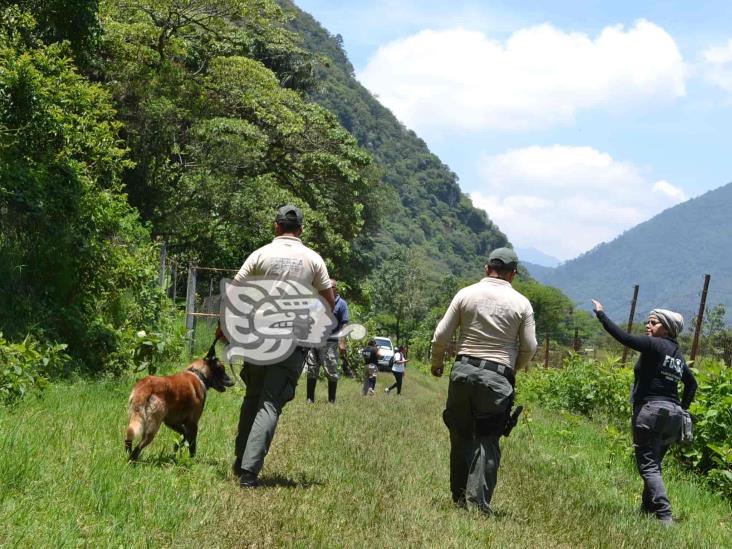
[125,352,234,460]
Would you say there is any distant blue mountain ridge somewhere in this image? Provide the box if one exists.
[523,182,732,325]
[515,247,562,267]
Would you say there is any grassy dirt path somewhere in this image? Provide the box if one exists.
[1,368,730,547]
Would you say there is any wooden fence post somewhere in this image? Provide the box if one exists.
[621,284,639,365]
[158,240,167,290]
[185,265,197,358]
[690,274,711,363]
[171,262,177,301]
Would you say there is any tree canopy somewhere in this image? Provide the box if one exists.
[0,7,157,370]
[98,0,380,273]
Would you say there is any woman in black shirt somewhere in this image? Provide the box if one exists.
[592,300,697,525]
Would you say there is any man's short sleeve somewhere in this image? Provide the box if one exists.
[341,300,350,324]
[311,255,331,292]
[234,251,259,282]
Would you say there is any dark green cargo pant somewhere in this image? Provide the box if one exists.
[443,360,513,514]
[235,348,305,476]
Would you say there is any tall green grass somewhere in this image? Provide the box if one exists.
[0,366,730,547]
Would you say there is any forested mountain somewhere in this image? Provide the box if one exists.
[522,262,557,282]
[526,182,732,322]
[279,0,509,278]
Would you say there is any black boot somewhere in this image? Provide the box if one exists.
[306,378,316,403]
[328,380,337,403]
[239,469,259,488]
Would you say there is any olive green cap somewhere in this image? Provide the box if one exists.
[487,247,519,267]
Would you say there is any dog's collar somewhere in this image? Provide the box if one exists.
[187,367,210,390]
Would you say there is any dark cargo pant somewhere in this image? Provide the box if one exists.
[234,348,305,475]
[443,360,513,514]
[632,400,683,520]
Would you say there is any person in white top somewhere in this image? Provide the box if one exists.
[385,345,408,394]
[231,204,335,488]
[431,247,537,515]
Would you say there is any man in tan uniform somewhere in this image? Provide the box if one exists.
[231,204,334,488]
[431,247,537,514]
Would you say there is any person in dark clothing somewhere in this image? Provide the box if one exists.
[361,339,379,395]
[592,300,697,525]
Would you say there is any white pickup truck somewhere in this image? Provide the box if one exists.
[374,336,394,371]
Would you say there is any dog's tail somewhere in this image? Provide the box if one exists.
[125,391,147,454]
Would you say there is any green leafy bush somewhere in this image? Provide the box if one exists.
[0,332,70,405]
[126,324,187,375]
[519,354,632,420]
[677,359,732,498]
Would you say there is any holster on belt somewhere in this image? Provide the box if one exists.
[472,393,523,438]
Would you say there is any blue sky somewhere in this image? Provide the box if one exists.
[296,1,732,261]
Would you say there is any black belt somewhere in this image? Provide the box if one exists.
[455,355,515,387]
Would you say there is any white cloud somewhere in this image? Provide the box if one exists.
[471,145,687,259]
[702,40,732,92]
[652,179,686,201]
[704,40,732,64]
[358,20,686,132]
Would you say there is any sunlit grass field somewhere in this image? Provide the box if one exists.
[1,365,730,547]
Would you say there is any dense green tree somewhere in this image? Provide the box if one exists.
[6,0,100,64]
[98,0,380,279]
[0,7,159,371]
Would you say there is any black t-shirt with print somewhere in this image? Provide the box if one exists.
[361,346,378,365]
[595,310,697,408]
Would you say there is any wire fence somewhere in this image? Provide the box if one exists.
[182,266,238,358]
[156,243,730,368]
[156,244,239,359]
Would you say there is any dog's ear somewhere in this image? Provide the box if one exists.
[205,340,217,360]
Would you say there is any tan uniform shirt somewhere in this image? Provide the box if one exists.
[431,277,538,371]
[234,236,331,291]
